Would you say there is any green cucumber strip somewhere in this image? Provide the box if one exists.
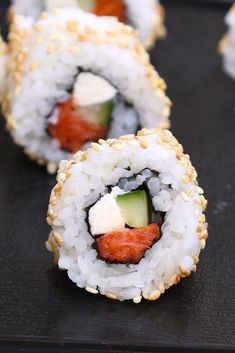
[116,190,150,228]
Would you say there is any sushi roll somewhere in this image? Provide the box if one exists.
[0,36,8,102]
[11,0,166,49]
[1,9,170,173]
[46,128,208,303]
[219,4,235,79]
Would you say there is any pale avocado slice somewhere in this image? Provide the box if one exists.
[116,190,150,228]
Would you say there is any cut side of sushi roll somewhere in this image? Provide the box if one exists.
[11,0,166,49]
[46,128,208,303]
[47,73,117,153]
[2,8,171,173]
[219,4,235,79]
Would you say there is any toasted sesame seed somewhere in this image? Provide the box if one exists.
[45,240,53,252]
[156,89,165,98]
[138,128,155,136]
[162,106,170,118]
[53,184,62,193]
[202,199,208,212]
[201,214,206,223]
[47,162,57,174]
[33,24,42,32]
[127,139,139,147]
[118,37,131,48]
[159,282,165,293]
[74,151,83,160]
[196,224,203,233]
[179,266,190,277]
[58,172,66,182]
[196,186,204,194]
[199,230,208,240]
[85,287,98,294]
[37,36,43,44]
[53,232,63,246]
[68,46,80,53]
[140,141,148,149]
[165,130,173,138]
[182,175,190,183]
[200,239,206,249]
[148,290,161,301]
[181,191,190,202]
[81,151,89,161]
[106,292,117,300]
[158,121,170,129]
[46,216,53,226]
[133,295,142,304]
[6,117,17,130]
[47,45,55,54]
[51,212,58,220]
[175,275,181,284]
[112,143,124,151]
[195,198,202,206]
[120,134,135,141]
[91,143,101,152]
[186,189,194,197]
[41,12,49,19]
[168,274,177,286]
[142,292,149,300]
[50,197,57,206]
[29,62,39,71]
[14,72,21,84]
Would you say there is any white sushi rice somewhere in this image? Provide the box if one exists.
[3,8,170,171]
[219,4,235,79]
[47,129,208,302]
[11,0,43,19]
[11,0,165,48]
[107,98,138,139]
[125,0,165,48]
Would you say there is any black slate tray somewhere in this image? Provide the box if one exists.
[0,1,235,352]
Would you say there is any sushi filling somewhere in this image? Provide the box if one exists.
[46,0,126,22]
[47,72,138,153]
[88,169,165,264]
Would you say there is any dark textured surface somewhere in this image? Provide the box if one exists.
[0,1,235,352]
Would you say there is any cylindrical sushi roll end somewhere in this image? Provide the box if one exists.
[3,8,170,172]
[10,0,166,49]
[46,128,208,302]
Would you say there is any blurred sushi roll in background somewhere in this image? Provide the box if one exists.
[10,0,166,49]
[0,36,8,102]
[46,128,208,303]
[219,4,235,79]
[0,8,171,173]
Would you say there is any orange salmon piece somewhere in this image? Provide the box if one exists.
[48,99,108,153]
[94,0,126,23]
[96,223,161,264]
